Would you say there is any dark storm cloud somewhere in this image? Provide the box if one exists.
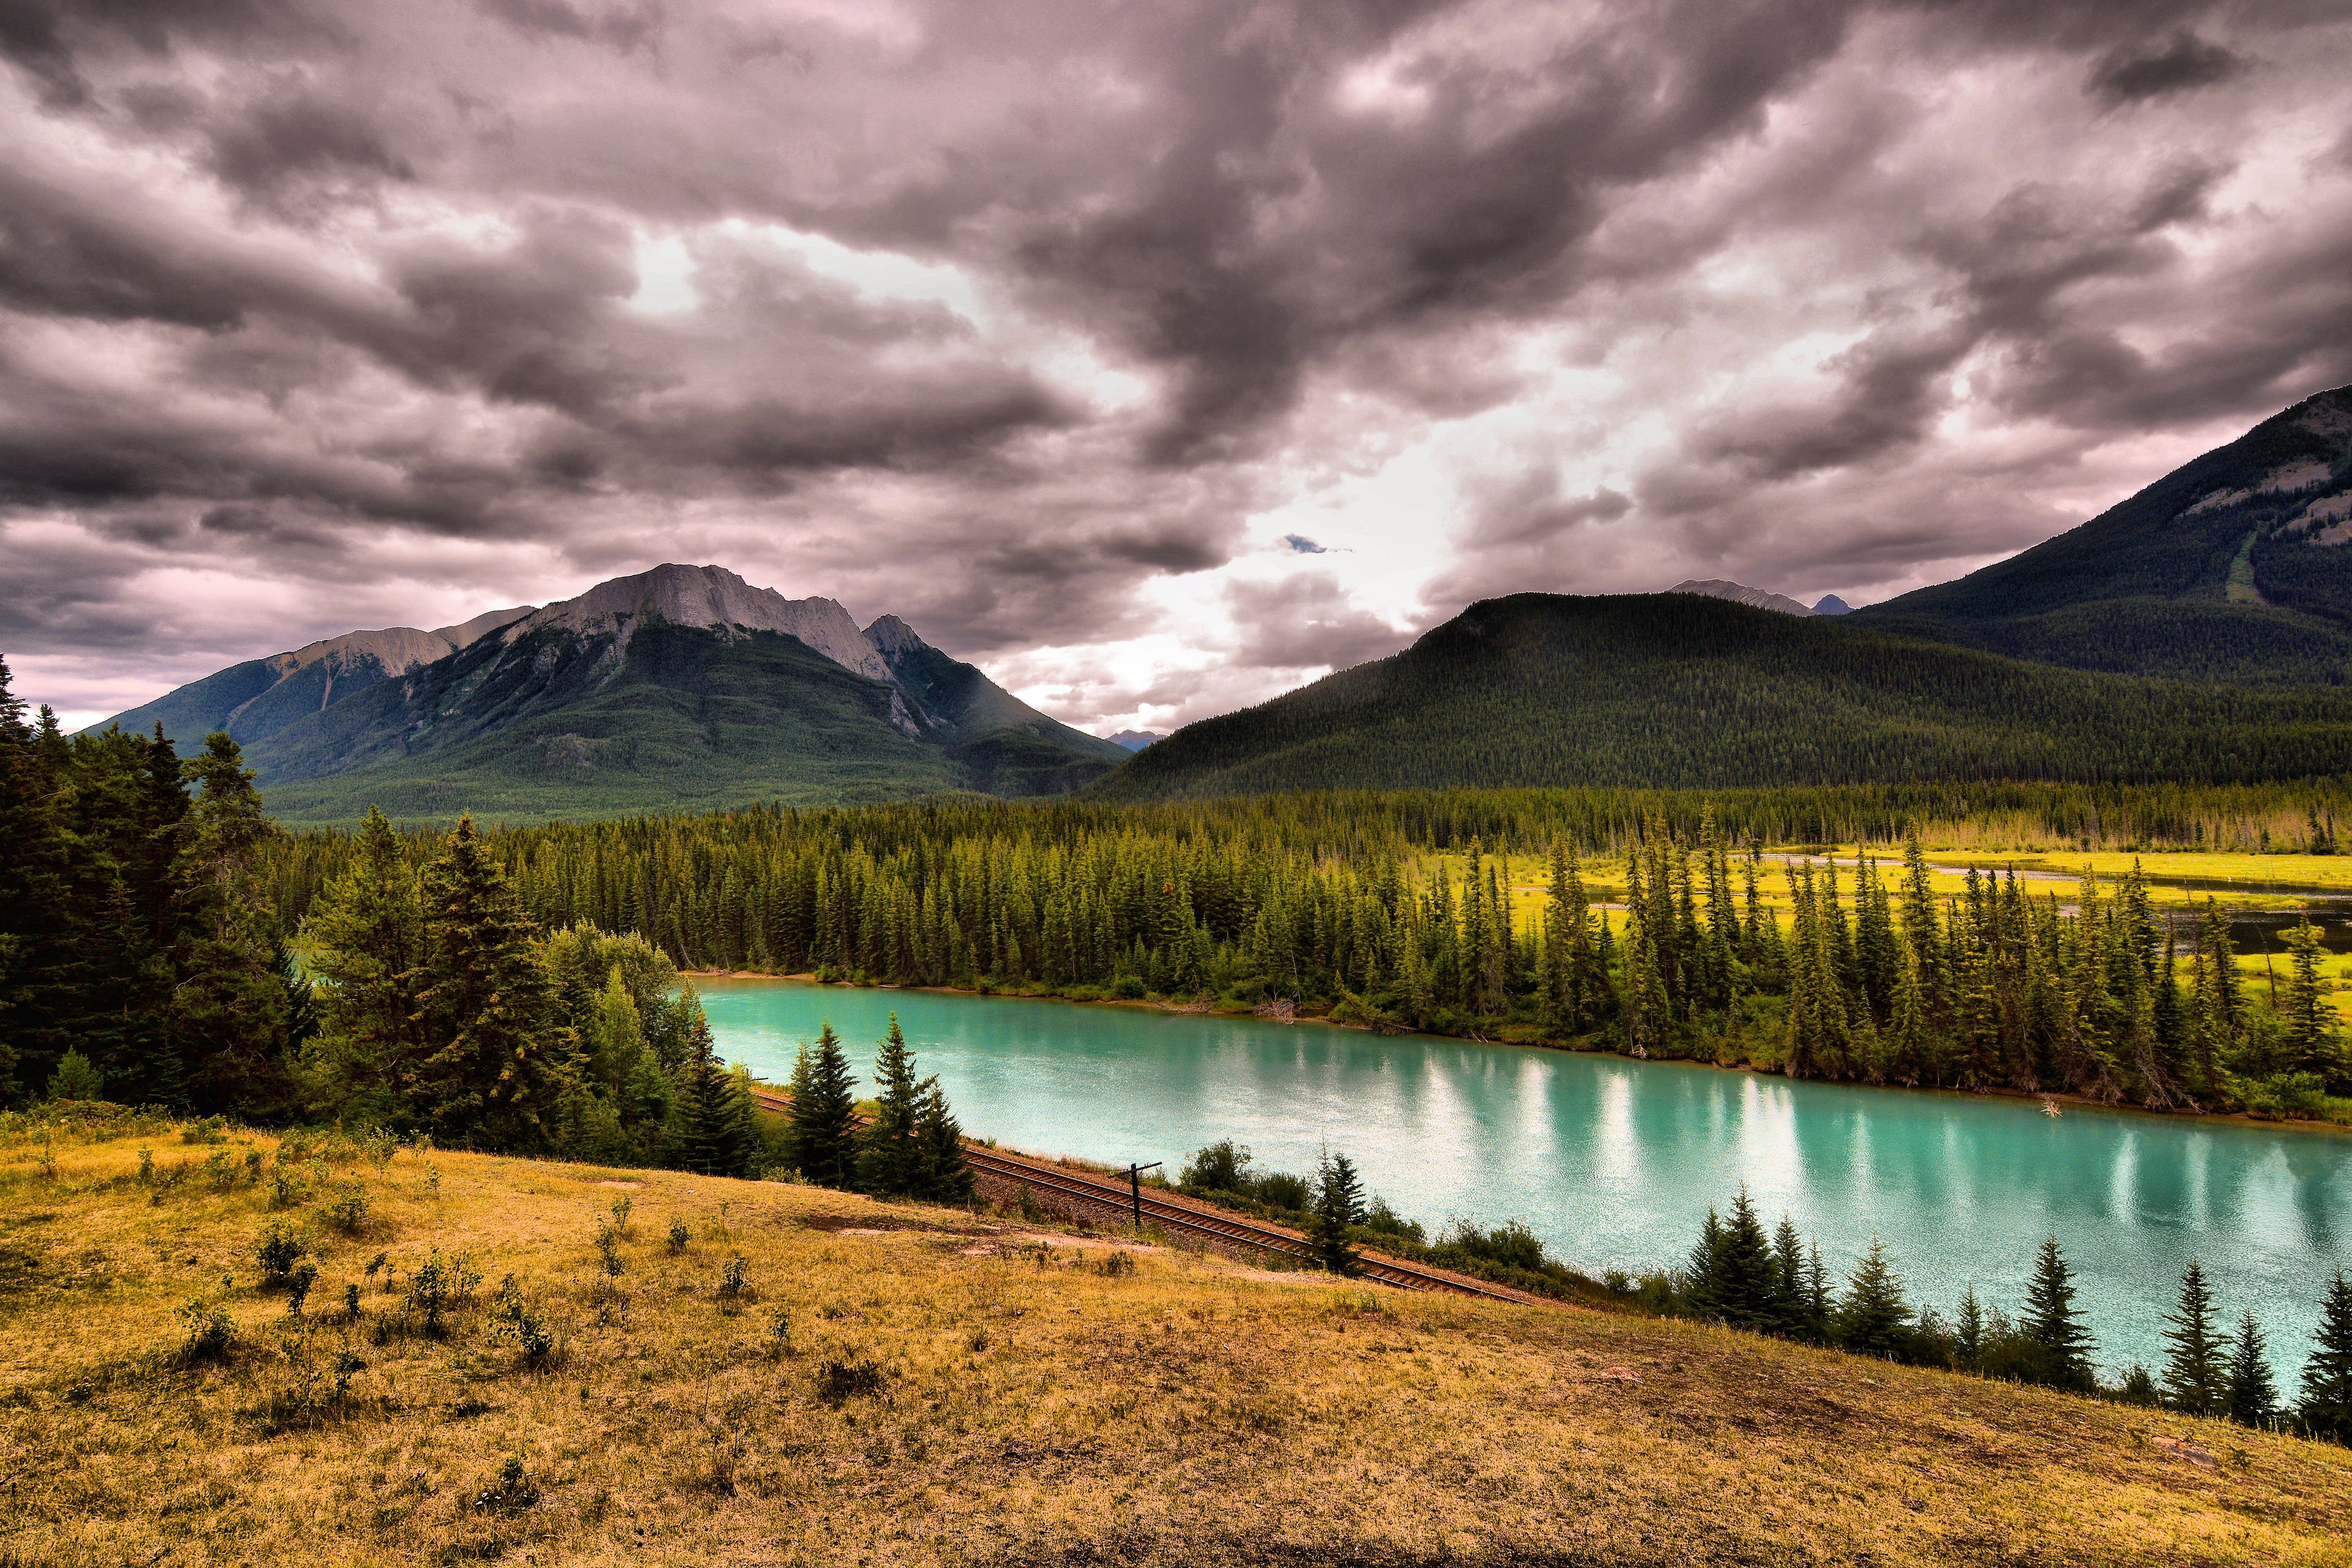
[2,0,2348,731]
[2086,30,2247,106]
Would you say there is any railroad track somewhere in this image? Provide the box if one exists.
[746,1088,1537,1305]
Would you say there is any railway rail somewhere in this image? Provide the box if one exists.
[746,1087,1539,1305]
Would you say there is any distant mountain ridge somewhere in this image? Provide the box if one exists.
[1097,592,2352,799]
[1107,730,1162,751]
[98,564,1125,820]
[1858,384,2352,683]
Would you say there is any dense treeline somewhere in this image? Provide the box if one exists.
[248,791,2352,1117]
[0,658,981,1183]
[0,661,308,1111]
[1097,595,2352,799]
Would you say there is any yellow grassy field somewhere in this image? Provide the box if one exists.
[5,1118,2350,1567]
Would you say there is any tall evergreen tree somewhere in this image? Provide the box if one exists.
[2159,1260,2224,1416]
[672,1026,760,1178]
[170,733,292,1117]
[299,806,426,1124]
[1835,1238,1913,1359]
[1689,1190,1776,1330]
[785,1023,859,1189]
[1310,1151,1367,1276]
[2223,1311,2279,1427]
[410,815,569,1149]
[2296,1273,2352,1442]
[856,1014,929,1197]
[916,1078,975,1205]
[2023,1237,2098,1390]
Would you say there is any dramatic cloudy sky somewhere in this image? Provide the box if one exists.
[6,0,2352,733]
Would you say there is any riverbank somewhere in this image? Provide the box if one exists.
[10,1116,2350,1565]
[688,968,2352,1136]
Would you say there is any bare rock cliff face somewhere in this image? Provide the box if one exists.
[513,563,895,682]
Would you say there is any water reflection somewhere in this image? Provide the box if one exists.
[702,979,2352,1378]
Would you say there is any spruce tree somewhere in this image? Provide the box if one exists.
[299,806,425,1125]
[2296,1273,2352,1441]
[2281,918,2337,1078]
[410,815,568,1149]
[1767,1216,1808,1338]
[1835,1238,1913,1360]
[1956,1285,1985,1371]
[785,1023,858,1189]
[916,1078,975,1204]
[673,1038,744,1176]
[2223,1311,2279,1427]
[2023,1237,2098,1390]
[170,733,292,1117]
[2158,1260,2223,1416]
[856,1013,928,1197]
[1310,1152,1366,1276]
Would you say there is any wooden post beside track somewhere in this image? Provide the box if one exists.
[1125,1162,1162,1230]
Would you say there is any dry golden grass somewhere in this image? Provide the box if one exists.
[5,1118,2350,1567]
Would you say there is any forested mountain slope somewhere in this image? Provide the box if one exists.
[95,565,1126,822]
[1099,593,2352,798]
[1858,385,2352,684]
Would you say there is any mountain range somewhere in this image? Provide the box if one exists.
[96,565,1127,821]
[86,383,2352,817]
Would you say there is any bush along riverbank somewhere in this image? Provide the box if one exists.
[1165,1140,2352,1442]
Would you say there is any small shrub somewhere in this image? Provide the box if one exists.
[363,1250,387,1284]
[490,1276,558,1368]
[342,1283,361,1322]
[284,1261,318,1316]
[362,1129,399,1172]
[473,1454,540,1515]
[422,1163,442,1198]
[1015,1184,1044,1222]
[608,1194,632,1234]
[203,1150,238,1192]
[174,1296,235,1366]
[181,1117,227,1146]
[666,1219,691,1255]
[594,1223,624,1279]
[267,1169,306,1211]
[716,1253,750,1311]
[136,1148,154,1185]
[1098,1250,1137,1278]
[405,1249,478,1338]
[966,1329,988,1353]
[254,1220,310,1288]
[243,1150,263,1184]
[769,1309,793,1355]
[815,1358,887,1403]
[325,1182,370,1236]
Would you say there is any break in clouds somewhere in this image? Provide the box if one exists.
[5,0,2352,733]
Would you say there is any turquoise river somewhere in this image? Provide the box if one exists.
[699,978,2352,1381]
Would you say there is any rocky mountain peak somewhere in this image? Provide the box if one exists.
[863,615,930,659]
[1666,579,1819,617]
[515,563,893,682]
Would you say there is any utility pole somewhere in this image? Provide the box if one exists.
[1125,1161,1162,1230]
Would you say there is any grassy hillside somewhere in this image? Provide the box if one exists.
[8,1113,2350,1566]
[1860,386,2352,684]
[1101,593,2352,799]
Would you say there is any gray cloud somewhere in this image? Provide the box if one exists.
[1,0,2348,734]
[2087,29,2246,106]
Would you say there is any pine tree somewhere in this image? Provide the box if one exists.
[856,1013,928,1197]
[916,1078,975,1204]
[673,1033,755,1178]
[410,815,568,1150]
[785,1023,858,1189]
[1690,1191,1775,1330]
[2223,1311,2279,1427]
[1310,1152,1366,1276]
[1835,1238,1913,1359]
[2159,1260,2223,1416]
[2281,917,2337,1078]
[2023,1236,2098,1390]
[1956,1285,1985,1371]
[300,806,425,1125]
[170,733,292,1117]
[2296,1273,2352,1441]
[1767,1216,1808,1338]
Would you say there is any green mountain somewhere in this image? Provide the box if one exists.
[1097,592,2352,799]
[96,565,1126,822]
[1856,384,2352,683]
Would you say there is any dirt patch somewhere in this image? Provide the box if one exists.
[795,1213,995,1237]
